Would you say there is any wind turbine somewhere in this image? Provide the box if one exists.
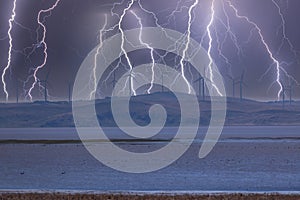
[68,81,72,103]
[126,71,138,96]
[227,74,239,98]
[194,74,205,101]
[15,79,19,103]
[286,82,294,105]
[161,72,165,93]
[280,82,286,109]
[111,70,118,89]
[38,71,50,102]
[235,70,246,102]
[281,82,294,107]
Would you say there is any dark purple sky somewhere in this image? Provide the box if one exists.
[0,0,299,101]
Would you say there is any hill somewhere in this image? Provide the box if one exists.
[0,92,299,128]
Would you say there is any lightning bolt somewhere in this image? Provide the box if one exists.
[165,0,192,29]
[212,0,245,77]
[271,0,300,88]
[7,0,291,101]
[130,10,156,94]
[271,0,299,58]
[227,0,283,99]
[90,14,108,100]
[1,0,17,101]
[179,0,198,94]
[206,0,224,96]
[117,0,137,96]
[100,1,136,95]
[27,0,61,101]
[138,0,204,94]
[107,0,229,97]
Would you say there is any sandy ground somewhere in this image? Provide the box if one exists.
[0,140,300,192]
[0,126,300,199]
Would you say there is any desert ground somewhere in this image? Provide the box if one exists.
[0,127,299,196]
[1,193,300,200]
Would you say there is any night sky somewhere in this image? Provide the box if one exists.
[0,0,299,102]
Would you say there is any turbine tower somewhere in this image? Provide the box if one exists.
[161,72,164,93]
[281,82,293,108]
[227,75,239,98]
[38,71,50,102]
[235,71,246,102]
[287,82,294,105]
[126,72,136,96]
[111,70,117,89]
[68,81,72,103]
[194,74,205,101]
[281,83,286,109]
[15,79,19,103]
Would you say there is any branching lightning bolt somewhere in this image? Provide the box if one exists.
[1,0,17,101]
[2,0,296,101]
[130,10,156,94]
[138,0,204,93]
[213,0,245,77]
[271,0,299,58]
[90,14,108,100]
[117,0,136,96]
[27,0,61,101]
[227,0,284,99]
[179,0,198,94]
[271,0,300,88]
[206,0,224,96]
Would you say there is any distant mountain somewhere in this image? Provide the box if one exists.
[0,92,299,128]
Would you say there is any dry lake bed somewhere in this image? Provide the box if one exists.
[0,126,299,196]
